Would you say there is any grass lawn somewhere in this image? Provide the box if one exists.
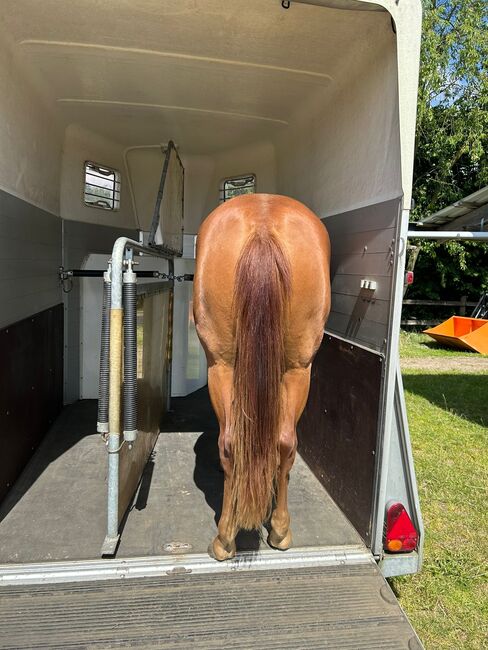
[390,337,487,649]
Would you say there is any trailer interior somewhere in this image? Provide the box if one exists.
[0,0,422,582]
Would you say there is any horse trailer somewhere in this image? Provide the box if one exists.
[0,1,425,647]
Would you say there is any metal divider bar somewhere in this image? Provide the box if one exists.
[407,230,488,240]
[97,268,111,434]
[123,262,138,444]
[101,237,173,557]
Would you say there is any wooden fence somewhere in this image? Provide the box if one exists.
[401,296,477,327]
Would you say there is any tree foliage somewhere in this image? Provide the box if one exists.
[408,0,488,305]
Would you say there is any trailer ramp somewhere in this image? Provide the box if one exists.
[1,563,422,649]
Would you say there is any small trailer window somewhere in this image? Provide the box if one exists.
[220,174,256,202]
[83,162,121,210]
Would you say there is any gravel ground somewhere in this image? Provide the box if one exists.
[401,356,488,372]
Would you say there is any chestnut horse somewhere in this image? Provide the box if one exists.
[193,194,330,561]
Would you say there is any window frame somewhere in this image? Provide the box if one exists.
[219,173,256,203]
[82,161,121,212]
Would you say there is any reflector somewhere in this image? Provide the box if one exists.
[384,501,418,553]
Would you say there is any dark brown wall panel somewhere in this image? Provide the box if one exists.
[0,305,63,503]
[297,333,382,545]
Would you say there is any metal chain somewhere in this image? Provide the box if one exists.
[58,266,192,285]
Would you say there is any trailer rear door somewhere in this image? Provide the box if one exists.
[1,561,422,648]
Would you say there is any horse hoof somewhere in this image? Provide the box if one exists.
[212,536,236,561]
[268,528,292,551]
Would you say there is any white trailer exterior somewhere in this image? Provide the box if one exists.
[0,1,425,646]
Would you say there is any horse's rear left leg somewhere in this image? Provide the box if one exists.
[207,363,237,561]
[268,367,311,550]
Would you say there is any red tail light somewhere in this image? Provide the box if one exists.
[405,271,414,285]
[384,501,418,553]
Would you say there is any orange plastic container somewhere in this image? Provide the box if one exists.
[424,316,488,354]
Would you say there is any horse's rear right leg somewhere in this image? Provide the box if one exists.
[268,367,311,550]
[207,363,237,561]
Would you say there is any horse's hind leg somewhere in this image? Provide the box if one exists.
[268,367,311,551]
[207,363,237,561]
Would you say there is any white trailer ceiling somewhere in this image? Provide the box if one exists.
[1,0,397,154]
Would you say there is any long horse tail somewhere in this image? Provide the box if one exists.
[230,228,291,531]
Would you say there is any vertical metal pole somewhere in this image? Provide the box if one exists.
[123,261,138,443]
[165,259,175,412]
[101,247,126,557]
[97,266,111,434]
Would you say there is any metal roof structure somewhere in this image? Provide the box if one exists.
[417,185,488,231]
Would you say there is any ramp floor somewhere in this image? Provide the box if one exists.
[0,388,362,563]
[0,564,422,649]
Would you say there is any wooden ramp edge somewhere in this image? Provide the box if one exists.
[0,564,423,649]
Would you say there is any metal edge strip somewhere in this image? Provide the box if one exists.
[0,545,372,586]
[323,330,385,358]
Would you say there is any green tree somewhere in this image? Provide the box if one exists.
[408,0,488,310]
